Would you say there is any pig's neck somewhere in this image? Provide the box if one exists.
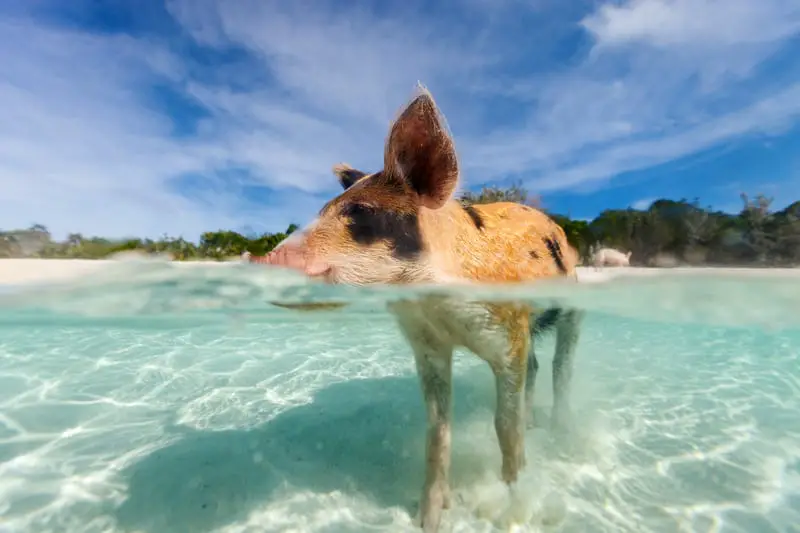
[418,201,489,283]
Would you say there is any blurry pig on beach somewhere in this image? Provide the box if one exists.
[592,247,632,268]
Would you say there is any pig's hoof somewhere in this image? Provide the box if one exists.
[418,482,447,532]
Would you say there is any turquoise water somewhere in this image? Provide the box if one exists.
[0,260,798,533]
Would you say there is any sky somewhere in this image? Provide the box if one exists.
[0,0,799,240]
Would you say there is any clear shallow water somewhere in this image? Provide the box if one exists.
[0,260,798,533]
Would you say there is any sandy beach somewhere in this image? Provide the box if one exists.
[0,257,239,286]
[0,258,797,286]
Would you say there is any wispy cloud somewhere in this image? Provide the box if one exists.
[0,0,798,238]
[462,0,800,187]
[0,13,238,239]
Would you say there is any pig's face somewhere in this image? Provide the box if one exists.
[303,170,426,285]
[269,87,459,286]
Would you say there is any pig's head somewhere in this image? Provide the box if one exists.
[264,86,458,286]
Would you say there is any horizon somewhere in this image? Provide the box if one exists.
[2,193,797,243]
[1,0,799,241]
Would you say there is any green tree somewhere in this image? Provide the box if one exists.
[459,180,541,208]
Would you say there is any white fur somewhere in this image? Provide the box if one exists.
[592,247,632,269]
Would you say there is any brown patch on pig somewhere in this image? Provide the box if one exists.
[485,302,531,389]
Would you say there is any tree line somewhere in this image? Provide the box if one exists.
[0,224,300,261]
[1,186,798,266]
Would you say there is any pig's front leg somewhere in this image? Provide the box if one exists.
[414,346,454,532]
[462,305,531,483]
[396,314,454,533]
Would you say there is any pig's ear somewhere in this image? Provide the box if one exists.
[384,86,459,210]
[332,163,367,190]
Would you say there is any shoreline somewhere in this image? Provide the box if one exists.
[0,258,798,286]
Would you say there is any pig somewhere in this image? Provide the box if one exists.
[592,247,632,269]
[250,85,583,532]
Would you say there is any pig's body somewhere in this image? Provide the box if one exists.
[251,86,583,532]
[592,247,632,268]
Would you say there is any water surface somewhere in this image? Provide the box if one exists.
[0,260,798,532]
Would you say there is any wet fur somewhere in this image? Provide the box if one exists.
[266,87,583,532]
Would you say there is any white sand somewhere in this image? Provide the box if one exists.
[0,259,112,285]
[0,258,236,286]
[0,258,797,286]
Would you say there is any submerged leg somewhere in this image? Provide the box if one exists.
[397,316,454,533]
[527,308,561,428]
[489,316,529,484]
[552,309,583,430]
[416,346,454,532]
[493,356,528,483]
[524,341,539,429]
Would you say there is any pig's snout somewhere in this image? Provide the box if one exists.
[250,241,330,278]
[263,243,307,271]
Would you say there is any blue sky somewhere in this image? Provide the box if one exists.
[0,0,799,240]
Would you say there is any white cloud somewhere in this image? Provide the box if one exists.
[0,16,241,239]
[631,198,654,210]
[165,0,493,193]
[518,82,800,192]
[0,0,799,238]
[460,0,800,188]
[583,0,800,48]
